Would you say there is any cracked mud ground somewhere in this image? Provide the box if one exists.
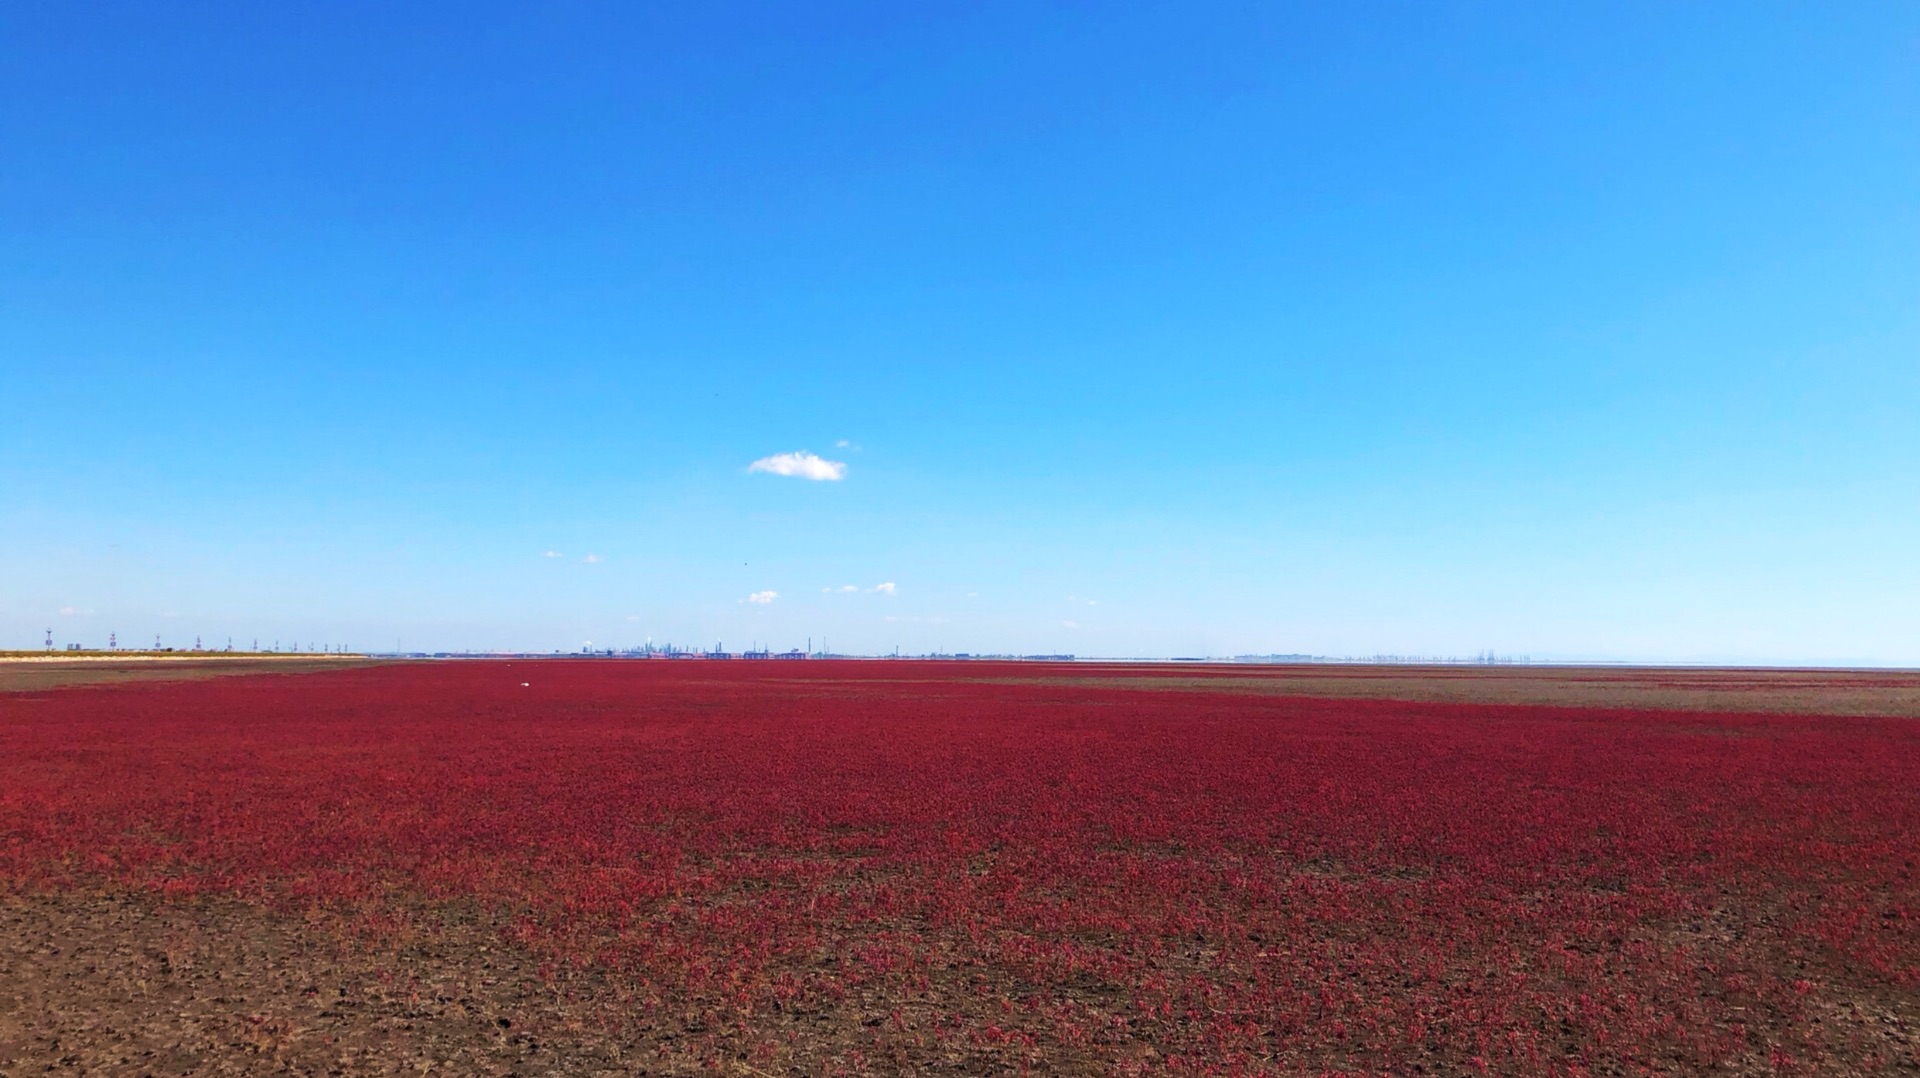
[6,892,1916,1078]
[0,894,654,1077]
[0,894,1080,1078]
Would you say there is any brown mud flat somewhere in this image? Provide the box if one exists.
[3,890,1913,1078]
[0,893,1109,1078]
[0,658,385,694]
[962,663,1920,717]
[0,893,640,1077]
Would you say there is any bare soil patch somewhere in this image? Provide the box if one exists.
[972,663,1920,717]
[0,893,646,1077]
[5,889,1912,1078]
[0,893,1105,1077]
[0,658,386,694]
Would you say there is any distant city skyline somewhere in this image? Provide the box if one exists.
[4,3,1918,664]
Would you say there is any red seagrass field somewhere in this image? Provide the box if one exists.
[2,660,1918,1076]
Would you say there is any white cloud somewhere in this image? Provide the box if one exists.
[582,554,603,564]
[543,550,564,558]
[1062,620,1080,629]
[835,439,851,448]
[748,451,846,481]
[746,590,778,604]
[58,606,93,617]
[871,582,897,595]
[1087,599,1098,606]
[840,584,860,593]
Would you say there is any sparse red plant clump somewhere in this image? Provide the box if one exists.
[3,661,1917,1074]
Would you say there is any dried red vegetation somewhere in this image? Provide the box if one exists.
[2,661,1917,1075]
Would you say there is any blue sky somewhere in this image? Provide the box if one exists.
[4,2,1917,661]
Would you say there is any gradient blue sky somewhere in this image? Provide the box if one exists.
[4,3,1917,661]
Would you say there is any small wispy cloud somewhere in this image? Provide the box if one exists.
[1061,620,1080,629]
[871,582,897,595]
[543,550,564,559]
[58,606,93,617]
[582,554,603,564]
[748,451,846,481]
[745,590,779,605]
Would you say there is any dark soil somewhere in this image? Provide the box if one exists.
[981,663,1920,717]
[0,659,386,694]
[0,893,651,1077]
